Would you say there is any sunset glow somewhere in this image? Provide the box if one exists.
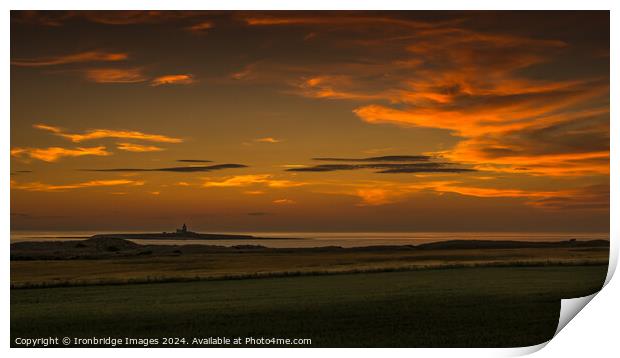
[10,11,609,232]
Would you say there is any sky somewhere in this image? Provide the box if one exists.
[10,11,609,232]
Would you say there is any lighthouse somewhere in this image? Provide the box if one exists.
[176,223,188,234]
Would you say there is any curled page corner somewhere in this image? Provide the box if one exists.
[463,239,616,357]
[512,293,601,357]
[506,341,549,356]
[554,292,597,336]
[551,239,617,339]
[513,296,599,358]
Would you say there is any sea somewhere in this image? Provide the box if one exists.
[9,231,610,248]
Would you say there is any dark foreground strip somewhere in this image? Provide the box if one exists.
[11,260,608,290]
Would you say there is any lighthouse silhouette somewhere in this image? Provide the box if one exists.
[176,223,188,234]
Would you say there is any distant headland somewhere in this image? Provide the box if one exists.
[90,224,296,241]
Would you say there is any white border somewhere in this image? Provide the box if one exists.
[3,1,617,357]
[0,0,616,10]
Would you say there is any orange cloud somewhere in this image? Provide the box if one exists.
[231,64,256,80]
[31,123,62,133]
[11,179,144,192]
[316,180,443,206]
[426,183,558,199]
[439,108,610,176]
[244,190,265,195]
[421,182,608,211]
[202,174,304,188]
[241,14,449,30]
[150,74,194,86]
[11,50,127,67]
[242,15,609,178]
[187,21,214,32]
[11,146,110,162]
[254,137,282,143]
[352,85,606,137]
[84,68,147,83]
[319,179,607,210]
[525,185,609,210]
[34,123,182,143]
[298,75,385,101]
[116,142,164,152]
[244,17,307,26]
[273,199,295,205]
[354,188,400,206]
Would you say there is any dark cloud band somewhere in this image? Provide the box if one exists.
[312,155,431,162]
[286,158,475,174]
[82,164,247,173]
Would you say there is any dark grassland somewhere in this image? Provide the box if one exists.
[11,265,607,347]
[10,237,609,288]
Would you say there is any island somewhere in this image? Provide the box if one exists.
[90,223,295,241]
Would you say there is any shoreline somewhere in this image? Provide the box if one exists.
[10,236,610,260]
[10,231,611,249]
[91,233,300,241]
[11,237,610,290]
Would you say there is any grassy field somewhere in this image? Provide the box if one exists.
[10,246,608,288]
[11,265,607,347]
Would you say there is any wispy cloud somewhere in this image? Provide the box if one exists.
[254,137,282,143]
[353,188,399,206]
[83,164,247,173]
[419,182,609,211]
[526,185,609,210]
[231,64,256,80]
[323,179,608,209]
[244,190,265,195]
[150,74,194,86]
[76,11,198,25]
[287,156,474,174]
[11,179,144,192]
[11,146,110,162]
[12,50,127,67]
[273,199,295,205]
[313,155,431,162]
[12,10,207,26]
[83,68,147,83]
[230,13,608,177]
[187,21,214,32]
[117,142,164,152]
[32,123,62,133]
[239,14,445,29]
[33,123,183,143]
[298,75,385,101]
[202,174,304,188]
[83,70,195,87]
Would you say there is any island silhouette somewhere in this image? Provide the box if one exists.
[90,224,295,241]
